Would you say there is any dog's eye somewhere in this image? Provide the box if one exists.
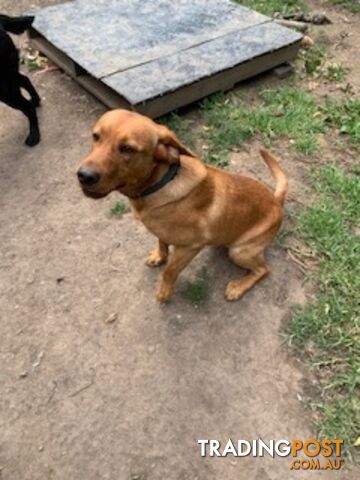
[92,132,100,141]
[119,144,136,154]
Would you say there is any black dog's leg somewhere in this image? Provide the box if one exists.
[19,74,41,107]
[6,91,40,146]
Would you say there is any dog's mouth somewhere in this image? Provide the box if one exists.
[81,181,127,199]
[81,187,108,199]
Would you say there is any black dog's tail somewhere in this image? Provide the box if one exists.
[0,14,34,34]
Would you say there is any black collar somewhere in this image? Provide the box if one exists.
[133,162,180,199]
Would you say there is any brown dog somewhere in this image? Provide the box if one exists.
[77,109,288,302]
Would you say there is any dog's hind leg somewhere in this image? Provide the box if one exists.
[19,74,40,107]
[6,91,40,146]
[225,215,281,301]
[225,245,269,301]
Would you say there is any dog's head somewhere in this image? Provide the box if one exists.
[77,109,194,199]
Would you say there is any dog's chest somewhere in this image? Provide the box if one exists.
[136,205,207,246]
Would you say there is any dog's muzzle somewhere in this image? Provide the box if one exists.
[77,165,100,187]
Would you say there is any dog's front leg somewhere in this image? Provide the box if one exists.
[156,246,201,302]
[146,239,169,267]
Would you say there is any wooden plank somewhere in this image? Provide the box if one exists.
[76,75,132,111]
[29,29,132,110]
[103,22,302,105]
[29,29,83,77]
[31,0,268,78]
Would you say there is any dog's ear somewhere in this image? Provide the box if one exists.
[154,125,196,164]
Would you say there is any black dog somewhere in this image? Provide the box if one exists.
[0,14,40,146]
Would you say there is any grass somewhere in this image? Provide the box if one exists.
[201,88,326,164]
[110,200,128,217]
[300,45,347,82]
[21,53,48,71]
[236,0,360,15]
[200,88,360,166]
[323,98,360,149]
[234,0,305,16]
[285,164,360,454]
[181,268,210,306]
[329,0,360,13]
[301,45,327,76]
[324,64,348,82]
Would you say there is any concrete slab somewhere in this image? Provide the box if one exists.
[104,22,301,104]
[29,0,302,116]
[32,0,269,77]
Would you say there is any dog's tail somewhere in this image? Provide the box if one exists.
[259,148,288,207]
[0,14,34,34]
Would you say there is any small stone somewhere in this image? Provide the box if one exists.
[273,63,293,79]
[38,446,44,452]
[301,35,315,48]
[56,276,65,284]
[104,313,117,324]
[147,345,155,354]
[19,371,28,379]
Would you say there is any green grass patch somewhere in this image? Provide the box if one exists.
[329,0,360,13]
[201,88,326,164]
[323,98,360,149]
[110,200,128,217]
[312,399,360,450]
[21,51,48,71]
[234,0,305,16]
[286,165,360,453]
[299,45,347,82]
[200,89,360,165]
[324,63,348,82]
[301,45,327,76]
[181,268,210,306]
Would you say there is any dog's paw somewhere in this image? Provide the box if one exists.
[146,250,167,268]
[156,283,173,303]
[25,132,40,147]
[225,281,243,302]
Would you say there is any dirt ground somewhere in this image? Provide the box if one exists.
[0,1,358,479]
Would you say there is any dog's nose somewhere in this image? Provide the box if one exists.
[77,166,100,186]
